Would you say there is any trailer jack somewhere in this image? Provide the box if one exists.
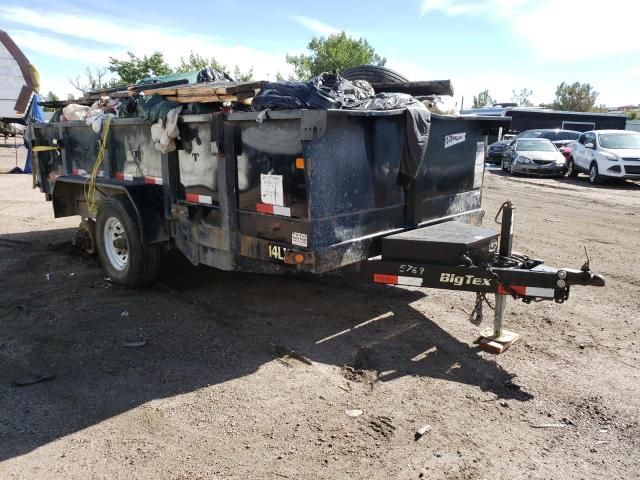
[477,293,519,354]
[477,201,519,353]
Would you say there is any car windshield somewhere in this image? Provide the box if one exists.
[599,133,640,149]
[516,140,556,152]
[520,131,544,138]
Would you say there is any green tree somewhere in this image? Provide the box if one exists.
[176,51,226,73]
[286,31,386,80]
[511,88,533,107]
[176,51,253,81]
[42,91,60,111]
[628,111,638,120]
[232,65,254,82]
[551,82,598,112]
[472,90,494,108]
[108,51,172,85]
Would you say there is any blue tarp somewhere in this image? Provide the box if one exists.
[22,94,45,174]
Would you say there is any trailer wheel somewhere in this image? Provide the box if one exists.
[96,196,161,287]
[566,158,578,178]
[341,65,409,84]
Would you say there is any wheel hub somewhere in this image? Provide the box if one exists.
[103,217,128,271]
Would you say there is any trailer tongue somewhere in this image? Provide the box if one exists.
[356,200,604,352]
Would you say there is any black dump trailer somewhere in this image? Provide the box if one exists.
[30,107,604,352]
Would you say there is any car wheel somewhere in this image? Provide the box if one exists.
[588,162,602,185]
[566,158,578,178]
[96,196,162,287]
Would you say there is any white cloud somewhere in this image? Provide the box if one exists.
[420,0,640,61]
[10,30,113,64]
[0,5,294,97]
[289,15,341,36]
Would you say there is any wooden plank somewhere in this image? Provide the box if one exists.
[370,80,454,96]
[140,87,179,96]
[164,95,240,103]
[222,80,267,94]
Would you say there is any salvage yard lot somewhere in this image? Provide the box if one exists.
[1,147,639,479]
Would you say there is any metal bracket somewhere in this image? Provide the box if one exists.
[300,110,327,141]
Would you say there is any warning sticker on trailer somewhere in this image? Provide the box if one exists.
[292,232,307,247]
[444,132,466,149]
[473,141,485,189]
[260,174,284,206]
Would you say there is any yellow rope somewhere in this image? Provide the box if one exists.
[32,145,60,152]
[85,117,112,214]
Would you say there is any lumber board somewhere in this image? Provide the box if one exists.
[371,80,454,96]
[140,80,266,98]
[164,94,239,103]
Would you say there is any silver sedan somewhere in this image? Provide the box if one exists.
[502,138,567,176]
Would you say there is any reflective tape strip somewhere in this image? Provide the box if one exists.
[398,276,423,286]
[144,176,163,185]
[497,285,554,297]
[374,274,398,284]
[256,203,291,217]
[373,274,423,287]
[524,286,555,298]
[185,193,213,204]
[497,285,527,296]
[115,172,134,181]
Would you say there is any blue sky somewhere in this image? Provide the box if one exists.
[1,0,638,107]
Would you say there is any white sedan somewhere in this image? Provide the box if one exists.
[568,130,640,184]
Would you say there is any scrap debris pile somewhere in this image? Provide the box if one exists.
[40,66,457,153]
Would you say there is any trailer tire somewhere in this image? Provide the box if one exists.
[96,196,161,288]
[341,65,409,84]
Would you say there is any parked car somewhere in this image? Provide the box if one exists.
[0,121,25,138]
[486,139,511,163]
[559,140,575,160]
[568,130,640,183]
[507,128,581,148]
[501,138,566,176]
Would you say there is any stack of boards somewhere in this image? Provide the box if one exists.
[39,80,268,108]
[137,81,267,105]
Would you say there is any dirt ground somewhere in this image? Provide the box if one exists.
[1,143,639,479]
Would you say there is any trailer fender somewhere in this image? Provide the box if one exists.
[51,178,169,244]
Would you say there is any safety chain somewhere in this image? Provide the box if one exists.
[483,262,522,300]
[469,291,495,325]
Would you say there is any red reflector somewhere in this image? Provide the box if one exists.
[373,274,398,284]
[256,203,274,214]
[497,285,527,295]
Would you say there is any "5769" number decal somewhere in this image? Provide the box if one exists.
[398,264,425,275]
